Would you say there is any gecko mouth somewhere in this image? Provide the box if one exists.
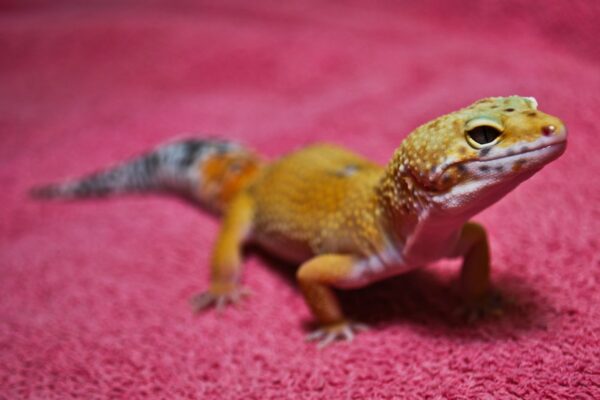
[437,139,567,178]
[451,140,567,181]
[419,139,566,193]
[478,139,567,163]
[429,139,567,188]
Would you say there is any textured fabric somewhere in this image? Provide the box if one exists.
[1,1,599,398]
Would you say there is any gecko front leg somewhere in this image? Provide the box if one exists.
[453,222,501,319]
[297,254,368,347]
[191,192,254,311]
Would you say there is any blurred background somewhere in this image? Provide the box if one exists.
[1,1,599,399]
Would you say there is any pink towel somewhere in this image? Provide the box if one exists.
[1,1,598,398]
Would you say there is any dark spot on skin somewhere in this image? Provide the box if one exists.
[178,140,206,167]
[520,147,529,153]
[479,147,492,157]
[506,149,515,156]
[490,105,498,109]
[479,165,490,172]
[512,159,526,172]
[496,166,503,172]
[334,164,360,177]
[504,108,515,112]
[441,175,452,185]
[456,164,467,173]
[74,172,113,196]
[526,111,537,117]
[143,153,160,174]
[458,147,467,154]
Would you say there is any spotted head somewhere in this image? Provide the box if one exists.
[388,96,567,215]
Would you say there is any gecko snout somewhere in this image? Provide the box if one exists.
[541,121,568,141]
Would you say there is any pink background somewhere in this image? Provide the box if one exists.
[1,1,599,398]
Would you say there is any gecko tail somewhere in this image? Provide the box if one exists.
[30,151,163,199]
[31,138,263,212]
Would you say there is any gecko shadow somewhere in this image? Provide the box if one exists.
[45,195,552,341]
[248,245,553,341]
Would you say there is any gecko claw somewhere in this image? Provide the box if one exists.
[454,292,504,323]
[190,286,251,313]
[306,321,369,348]
[190,292,215,312]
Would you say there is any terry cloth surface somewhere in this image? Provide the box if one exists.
[1,1,599,398]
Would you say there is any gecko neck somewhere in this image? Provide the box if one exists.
[375,148,431,243]
[375,148,472,264]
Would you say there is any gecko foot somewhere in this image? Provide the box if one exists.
[190,286,251,313]
[455,292,504,323]
[306,321,369,349]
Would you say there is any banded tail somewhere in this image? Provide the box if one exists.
[31,138,263,213]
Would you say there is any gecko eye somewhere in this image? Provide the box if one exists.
[464,118,503,148]
[466,126,502,146]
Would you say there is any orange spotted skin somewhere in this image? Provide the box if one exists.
[197,151,264,213]
[249,144,386,260]
[240,97,566,263]
[190,96,567,345]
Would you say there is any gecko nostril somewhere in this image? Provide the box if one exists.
[542,125,556,136]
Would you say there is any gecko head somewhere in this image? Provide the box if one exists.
[398,96,567,213]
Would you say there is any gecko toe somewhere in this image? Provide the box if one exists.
[318,333,337,349]
[190,292,216,313]
[190,286,251,313]
[306,321,369,348]
[455,291,505,323]
[341,326,354,342]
